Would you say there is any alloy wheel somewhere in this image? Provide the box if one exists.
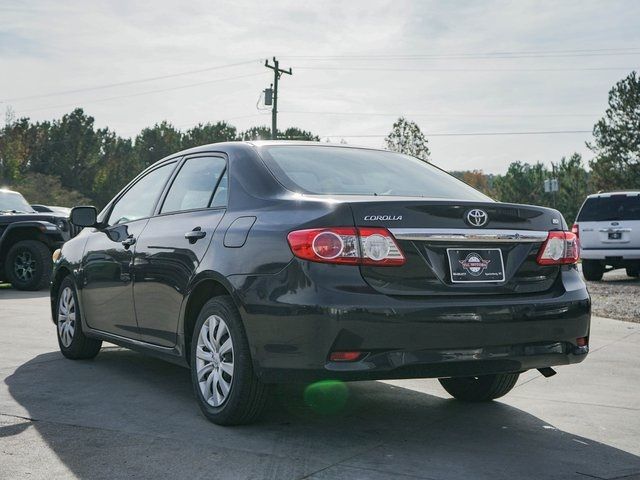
[57,286,76,348]
[14,249,36,282]
[196,315,234,407]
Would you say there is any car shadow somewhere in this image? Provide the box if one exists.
[4,348,640,480]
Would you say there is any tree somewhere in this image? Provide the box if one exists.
[450,170,494,197]
[239,126,272,141]
[588,71,640,191]
[278,127,319,141]
[385,117,430,161]
[493,161,547,206]
[182,122,237,149]
[553,153,589,223]
[133,121,183,171]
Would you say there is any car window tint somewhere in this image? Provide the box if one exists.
[210,169,228,208]
[107,163,174,225]
[259,145,491,201]
[161,157,226,214]
[578,195,640,221]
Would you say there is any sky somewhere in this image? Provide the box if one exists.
[1,0,639,173]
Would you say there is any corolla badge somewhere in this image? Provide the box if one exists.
[466,209,488,227]
[459,253,491,276]
[363,215,403,221]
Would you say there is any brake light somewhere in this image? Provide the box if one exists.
[287,227,405,266]
[536,231,579,265]
[572,223,579,239]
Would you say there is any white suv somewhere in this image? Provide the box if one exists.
[574,191,640,281]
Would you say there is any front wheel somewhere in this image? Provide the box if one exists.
[439,373,519,402]
[190,296,268,425]
[626,267,639,278]
[56,277,102,359]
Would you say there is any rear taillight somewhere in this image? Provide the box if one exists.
[287,227,405,266]
[572,223,579,239]
[536,231,580,265]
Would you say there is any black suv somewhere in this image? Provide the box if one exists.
[51,142,591,425]
[1,189,77,290]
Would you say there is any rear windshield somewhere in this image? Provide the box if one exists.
[259,145,492,201]
[577,195,640,221]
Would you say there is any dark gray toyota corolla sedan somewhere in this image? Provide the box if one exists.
[50,141,590,425]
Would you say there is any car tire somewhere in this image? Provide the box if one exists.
[5,240,52,291]
[626,267,639,278]
[582,260,604,281]
[56,276,102,359]
[439,373,519,402]
[190,296,268,425]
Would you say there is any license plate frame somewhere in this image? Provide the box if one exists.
[608,232,622,240]
[447,248,506,283]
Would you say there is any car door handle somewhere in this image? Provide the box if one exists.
[185,227,206,243]
[121,236,136,249]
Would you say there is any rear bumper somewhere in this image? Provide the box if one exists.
[231,261,591,383]
[581,248,640,260]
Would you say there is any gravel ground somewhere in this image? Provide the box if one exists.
[584,267,640,322]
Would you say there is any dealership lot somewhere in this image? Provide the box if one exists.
[1,289,639,480]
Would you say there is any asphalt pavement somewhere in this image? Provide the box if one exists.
[1,289,639,480]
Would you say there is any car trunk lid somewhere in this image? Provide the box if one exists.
[347,198,564,296]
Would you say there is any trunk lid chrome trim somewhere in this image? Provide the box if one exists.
[389,228,549,243]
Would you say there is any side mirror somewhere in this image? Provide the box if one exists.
[70,206,98,227]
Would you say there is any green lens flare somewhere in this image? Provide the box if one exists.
[303,380,349,415]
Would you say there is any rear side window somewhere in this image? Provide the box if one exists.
[259,145,491,201]
[160,156,226,213]
[577,195,640,221]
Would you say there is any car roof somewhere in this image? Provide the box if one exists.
[162,140,388,161]
[0,188,21,195]
[586,191,640,198]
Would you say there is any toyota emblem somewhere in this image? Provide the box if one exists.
[466,209,488,227]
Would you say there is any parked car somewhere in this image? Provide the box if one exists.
[51,141,591,425]
[574,191,640,281]
[31,204,72,216]
[0,189,78,290]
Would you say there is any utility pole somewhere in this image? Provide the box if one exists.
[264,57,292,140]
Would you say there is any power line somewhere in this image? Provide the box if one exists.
[294,66,639,73]
[282,47,640,60]
[14,73,265,115]
[1,59,261,103]
[322,130,592,138]
[280,110,599,118]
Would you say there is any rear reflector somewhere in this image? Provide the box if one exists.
[329,351,362,362]
[287,227,405,266]
[536,231,579,265]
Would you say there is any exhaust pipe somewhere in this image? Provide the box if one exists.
[538,367,557,378]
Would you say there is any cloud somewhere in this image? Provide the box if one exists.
[1,0,639,173]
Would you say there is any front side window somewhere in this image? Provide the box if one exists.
[160,156,226,214]
[259,145,492,201]
[107,162,175,225]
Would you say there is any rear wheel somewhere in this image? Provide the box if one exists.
[582,260,604,281]
[56,277,102,359]
[439,373,519,402]
[5,240,52,290]
[190,296,268,425]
